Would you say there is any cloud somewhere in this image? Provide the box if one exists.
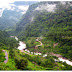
[0,0,37,8]
[18,5,29,11]
[35,3,56,12]
[0,0,13,8]
[17,5,29,14]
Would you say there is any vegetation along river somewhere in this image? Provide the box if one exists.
[13,36,72,66]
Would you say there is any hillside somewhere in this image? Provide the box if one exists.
[16,1,72,38]
[15,1,72,62]
[0,1,38,31]
[0,9,22,30]
[0,30,19,70]
[16,1,59,33]
[0,1,72,70]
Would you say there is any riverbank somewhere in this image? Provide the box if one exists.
[13,36,72,66]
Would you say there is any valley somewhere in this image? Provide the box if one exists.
[15,36,72,66]
[0,1,72,70]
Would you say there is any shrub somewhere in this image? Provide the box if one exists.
[15,58,28,70]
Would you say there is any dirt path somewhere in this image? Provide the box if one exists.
[36,41,43,47]
[20,38,43,55]
[2,50,8,64]
[35,38,43,47]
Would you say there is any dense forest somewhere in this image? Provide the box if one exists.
[0,1,72,70]
[16,2,72,37]
[0,8,22,31]
[15,1,72,60]
[0,30,19,70]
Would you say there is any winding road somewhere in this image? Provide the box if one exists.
[2,50,8,64]
[36,40,43,47]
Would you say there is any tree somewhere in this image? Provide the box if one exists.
[15,58,28,70]
[0,50,5,62]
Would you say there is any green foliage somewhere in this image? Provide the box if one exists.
[62,62,72,70]
[0,1,72,70]
[0,30,19,70]
[0,56,17,70]
[0,50,5,62]
[9,49,15,59]
[16,2,72,40]
[0,9,22,31]
[15,58,28,70]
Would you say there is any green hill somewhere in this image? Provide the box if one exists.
[16,1,72,38]
[15,1,72,61]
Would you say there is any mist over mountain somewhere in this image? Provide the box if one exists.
[16,1,59,32]
[0,10,22,30]
[15,1,72,37]
[0,1,72,70]
[0,1,38,30]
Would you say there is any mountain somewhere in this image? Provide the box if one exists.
[15,1,72,37]
[16,1,59,32]
[15,1,72,62]
[0,1,38,31]
[0,5,22,30]
[0,8,22,30]
[0,1,72,70]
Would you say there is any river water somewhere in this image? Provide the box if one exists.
[14,36,72,66]
[18,41,26,50]
[58,58,72,66]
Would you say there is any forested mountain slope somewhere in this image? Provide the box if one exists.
[15,1,72,61]
[16,1,59,33]
[0,1,72,70]
[0,1,38,31]
[0,9,22,30]
[16,1,72,38]
[0,30,19,70]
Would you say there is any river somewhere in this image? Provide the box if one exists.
[58,58,72,66]
[11,36,26,50]
[18,41,26,50]
[14,36,72,66]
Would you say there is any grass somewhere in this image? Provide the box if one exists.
[3,57,17,70]
[15,49,46,70]
[0,50,17,70]
[5,50,17,70]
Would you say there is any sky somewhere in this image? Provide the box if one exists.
[0,0,71,15]
[0,0,37,8]
[0,0,39,10]
[0,0,71,8]
[0,0,35,14]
